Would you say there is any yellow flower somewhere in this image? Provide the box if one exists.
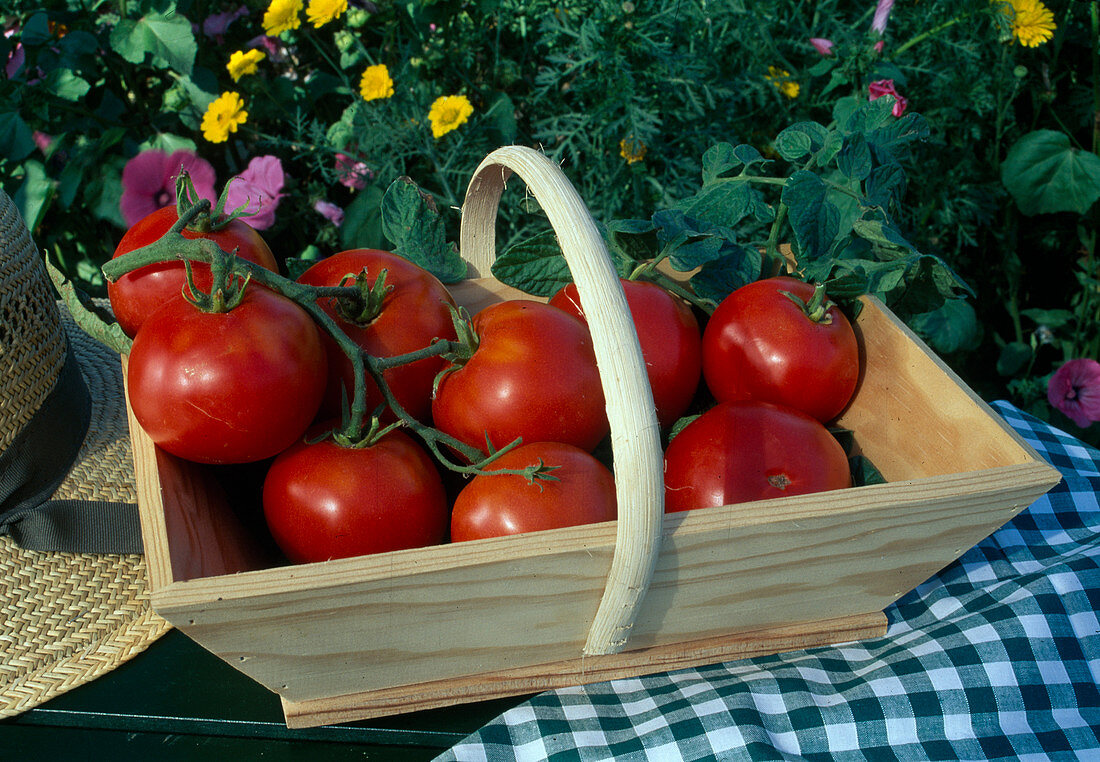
[359,64,394,101]
[619,137,647,164]
[226,49,266,83]
[765,66,800,99]
[428,95,473,139]
[201,92,248,143]
[263,0,303,36]
[306,0,348,28]
[994,0,1056,47]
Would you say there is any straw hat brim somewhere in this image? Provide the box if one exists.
[0,303,171,718]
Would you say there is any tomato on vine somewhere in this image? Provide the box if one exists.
[701,276,859,423]
[663,400,851,512]
[263,426,449,563]
[549,278,701,429]
[108,205,279,338]
[126,274,327,465]
[431,300,610,454]
[450,441,616,541]
[296,249,457,424]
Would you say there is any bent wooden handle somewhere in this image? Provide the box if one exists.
[459,146,664,656]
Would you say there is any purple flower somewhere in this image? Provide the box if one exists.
[810,37,835,56]
[120,149,217,227]
[1048,359,1100,428]
[203,6,248,42]
[871,0,895,35]
[224,155,286,230]
[335,152,372,190]
[868,79,908,116]
[314,200,344,227]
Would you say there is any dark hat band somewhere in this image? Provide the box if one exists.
[0,343,141,553]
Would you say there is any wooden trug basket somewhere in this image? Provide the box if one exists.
[124,146,1061,728]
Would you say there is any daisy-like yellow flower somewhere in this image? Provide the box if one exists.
[994,0,1056,47]
[619,137,647,164]
[306,0,348,28]
[226,49,266,83]
[263,0,303,36]
[359,64,394,101]
[765,66,800,99]
[201,92,248,143]
[428,95,473,139]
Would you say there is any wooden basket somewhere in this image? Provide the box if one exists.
[124,146,1061,728]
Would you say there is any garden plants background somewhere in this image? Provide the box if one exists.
[3,0,1100,442]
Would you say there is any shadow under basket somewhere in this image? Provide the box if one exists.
[123,147,1061,729]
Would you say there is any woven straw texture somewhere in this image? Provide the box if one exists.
[0,190,170,717]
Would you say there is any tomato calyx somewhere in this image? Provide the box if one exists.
[431,305,480,396]
[332,268,393,326]
[181,247,251,313]
[779,282,836,325]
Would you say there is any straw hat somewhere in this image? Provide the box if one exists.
[0,189,170,717]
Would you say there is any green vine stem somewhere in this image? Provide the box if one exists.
[101,224,545,480]
[46,258,133,355]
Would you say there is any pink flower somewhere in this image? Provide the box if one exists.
[1048,359,1100,428]
[810,38,835,56]
[314,200,344,227]
[335,152,372,190]
[32,131,53,154]
[873,40,885,53]
[871,0,895,35]
[5,41,24,79]
[120,149,217,227]
[868,79,908,116]
[224,155,286,230]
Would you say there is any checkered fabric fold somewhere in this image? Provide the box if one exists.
[436,402,1100,761]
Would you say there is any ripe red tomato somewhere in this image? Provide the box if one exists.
[431,300,609,454]
[126,287,327,464]
[664,400,851,512]
[451,441,617,541]
[108,205,279,338]
[296,249,457,423]
[701,276,859,423]
[262,427,448,563]
[549,278,701,429]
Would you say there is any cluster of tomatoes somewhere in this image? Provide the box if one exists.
[110,205,861,566]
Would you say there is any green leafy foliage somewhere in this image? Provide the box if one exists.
[1001,131,1100,216]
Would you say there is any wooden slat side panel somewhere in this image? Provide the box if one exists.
[841,299,1035,479]
[280,611,889,728]
[150,465,1056,705]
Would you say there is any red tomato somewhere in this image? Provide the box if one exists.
[431,300,609,453]
[701,276,859,423]
[297,249,457,423]
[451,442,616,541]
[549,278,701,429]
[664,400,851,512]
[108,205,279,338]
[126,287,327,464]
[262,427,448,563]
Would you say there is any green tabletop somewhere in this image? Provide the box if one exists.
[0,627,523,760]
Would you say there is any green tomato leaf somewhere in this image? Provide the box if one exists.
[490,230,572,297]
[701,143,768,183]
[43,69,90,102]
[652,209,744,271]
[907,298,982,354]
[688,247,762,304]
[341,184,385,251]
[675,177,773,229]
[997,341,1032,376]
[604,217,657,265]
[837,133,872,182]
[774,121,829,162]
[380,178,466,283]
[782,170,839,261]
[109,9,197,75]
[1001,130,1100,216]
[0,110,35,161]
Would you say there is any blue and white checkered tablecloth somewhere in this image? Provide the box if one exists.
[435,402,1100,761]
